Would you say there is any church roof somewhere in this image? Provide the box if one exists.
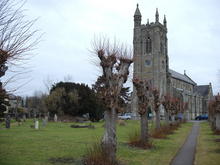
[169,69,196,85]
[194,85,209,96]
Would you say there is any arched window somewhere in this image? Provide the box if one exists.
[145,59,151,66]
[162,60,165,69]
[146,37,152,53]
[160,41,163,53]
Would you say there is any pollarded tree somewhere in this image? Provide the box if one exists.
[182,102,189,120]
[213,94,220,131]
[178,101,188,121]
[208,100,216,129]
[92,38,133,163]
[133,78,151,144]
[175,99,187,121]
[162,94,172,124]
[152,88,161,129]
[92,75,131,113]
[170,97,180,122]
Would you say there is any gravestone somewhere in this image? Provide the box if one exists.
[43,119,46,127]
[22,114,26,122]
[35,120,39,130]
[42,116,48,127]
[54,114,58,122]
[5,114,10,129]
[45,116,48,123]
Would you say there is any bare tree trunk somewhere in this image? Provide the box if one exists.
[183,111,187,121]
[155,111,160,129]
[165,111,169,125]
[210,115,215,129]
[216,113,220,131]
[102,109,117,163]
[5,114,10,129]
[140,113,148,144]
[171,115,175,124]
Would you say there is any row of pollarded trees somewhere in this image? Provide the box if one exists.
[85,38,189,165]
[208,94,220,132]
[162,94,188,124]
[133,79,189,145]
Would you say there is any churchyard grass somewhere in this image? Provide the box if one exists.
[195,122,220,165]
[0,120,192,165]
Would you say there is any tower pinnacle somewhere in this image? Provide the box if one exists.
[163,15,167,27]
[134,4,141,16]
[134,4,142,27]
[155,8,159,22]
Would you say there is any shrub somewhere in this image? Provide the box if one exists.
[151,128,167,139]
[161,124,174,134]
[128,129,140,143]
[151,122,182,138]
[170,122,181,130]
[128,129,153,149]
[117,120,126,126]
[214,129,220,135]
[83,142,119,165]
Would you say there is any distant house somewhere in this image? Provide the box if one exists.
[8,94,23,116]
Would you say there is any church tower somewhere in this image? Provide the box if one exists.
[133,5,168,94]
[132,5,169,117]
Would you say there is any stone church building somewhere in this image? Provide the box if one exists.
[131,5,213,120]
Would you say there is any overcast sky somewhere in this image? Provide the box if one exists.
[4,0,220,96]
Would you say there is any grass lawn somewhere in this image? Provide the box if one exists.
[0,120,192,165]
[195,122,220,165]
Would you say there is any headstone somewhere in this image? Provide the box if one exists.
[42,116,48,127]
[23,114,26,122]
[5,114,10,129]
[35,120,39,130]
[42,119,46,127]
[17,118,22,126]
[171,115,175,123]
[45,116,48,123]
[54,114,57,122]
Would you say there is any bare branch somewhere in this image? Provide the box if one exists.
[0,0,41,93]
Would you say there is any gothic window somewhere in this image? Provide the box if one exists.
[160,41,164,53]
[148,79,153,86]
[145,59,151,66]
[146,37,152,53]
[162,60,165,69]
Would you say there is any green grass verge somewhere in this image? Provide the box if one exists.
[0,120,192,165]
[195,122,220,165]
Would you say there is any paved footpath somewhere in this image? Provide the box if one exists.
[170,121,200,165]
